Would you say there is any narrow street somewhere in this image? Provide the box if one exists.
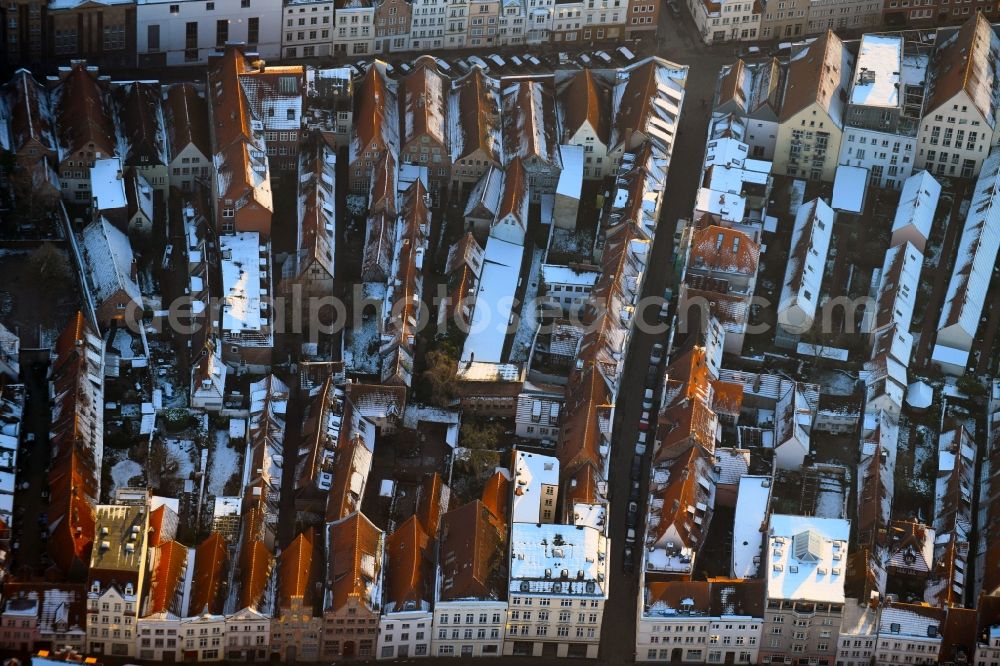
[597,14,735,663]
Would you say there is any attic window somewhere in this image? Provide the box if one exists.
[287,108,296,120]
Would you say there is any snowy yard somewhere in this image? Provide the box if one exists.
[509,247,544,363]
[111,459,143,492]
[207,428,243,497]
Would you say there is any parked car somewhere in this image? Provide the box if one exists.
[668,0,681,16]
[636,433,647,456]
[631,455,642,479]
[487,54,506,69]
[594,50,613,65]
[627,501,638,527]
[646,368,658,388]
[510,55,524,68]
[642,388,654,410]
[623,546,635,573]
[650,343,664,365]
[577,53,592,67]
[454,58,472,73]
[626,528,636,543]
[434,57,453,73]
[629,480,641,502]
[640,410,650,425]
[468,55,490,71]
[399,62,412,74]
[526,54,542,67]
[616,46,636,63]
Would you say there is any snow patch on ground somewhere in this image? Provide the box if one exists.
[163,438,197,480]
[509,246,544,363]
[208,429,241,496]
[111,459,143,492]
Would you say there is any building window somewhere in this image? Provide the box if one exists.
[247,16,259,42]
[147,24,160,51]
[216,19,229,46]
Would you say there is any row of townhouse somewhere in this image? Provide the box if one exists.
[2,0,657,68]
[688,0,998,44]
[713,17,1000,189]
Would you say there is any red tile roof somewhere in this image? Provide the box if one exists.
[438,500,506,601]
[479,471,510,526]
[417,473,445,535]
[188,532,228,616]
[277,528,317,611]
[326,512,382,612]
[689,225,760,275]
[238,538,274,611]
[164,83,210,161]
[559,69,610,144]
[146,540,189,616]
[384,515,433,612]
[55,65,116,159]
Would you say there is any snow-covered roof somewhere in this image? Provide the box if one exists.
[831,165,867,213]
[905,381,933,409]
[878,604,942,640]
[540,264,599,287]
[695,188,746,224]
[556,144,583,199]
[732,476,771,579]
[849,34,903,108]
[79,216,141,310]
[460,236,524,364]
[220,232,269,334]
[509,523,607,598]
[779,198,834,324]
[891,170,940,243]
[511,450,559,524]
[872,241,923,337]
[90,157,127,210]
[765,514,850,603]
[937,151,1000,340]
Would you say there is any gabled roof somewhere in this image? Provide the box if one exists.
[480,471,510,525]
[54,65,116,159]
[716,58,783,120]
[146,540,189,616]
[647,448,716,552]
[502,80,560,168]
[383,515,433,613]
[558,69,610,144]
[238,538,274,611]
[277,528,317,610]
[46,313,103,578]
[450,67,501,164]
[296,133,337,279]
[438,500,506,601]
[115,81,167,168]
[352,63,399,165]
[326,512,383,612]
[400,58,447,149]
[5,69,56,156]
[924,13,999,125]
[937,150,1000,338]
[417,472,445,535]
[188,532,228,616]
[164,83,210,161]
[779,31,853,126]
[496,157,529,226]
[610,58,686,153]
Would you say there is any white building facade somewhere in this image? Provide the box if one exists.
[136,0,282,66]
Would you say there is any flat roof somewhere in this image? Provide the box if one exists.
[461,236,524,364]
[832,165,868,213]
[509,523,607,598]
[766,514,850,603]
[732,476,771,579]
[556,144,584,199]
[850,34,902,108]
[220,232,268,333]
[512,450,560,524]
[90,158,127,210]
